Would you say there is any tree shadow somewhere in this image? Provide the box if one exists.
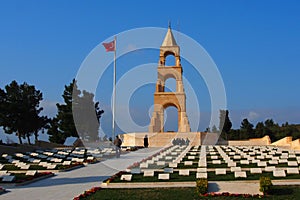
[15,175,110,188]
[270,187,294,196]
[208,183,220,193]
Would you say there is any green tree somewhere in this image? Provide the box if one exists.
[48,79,104,144]
[48,79,80,143]
[211,125,218,133]
[219,110,232,140]
[240,118,254,139]
[254,122,265,138]
[264,119,279,142]
[73,90,104,141]
[0,81,46,144]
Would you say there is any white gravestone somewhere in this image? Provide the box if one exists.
[184,161,193,166]
[164,168,173,173]
[179,169,190,176]
[250,168,262,174]
[143,170,154,177]
[26,170,37,176]
[287,168,299,174]
[120,174,132,181]
[215,169,226,175]
[197,168,207,173]
[158,174,170,180]
[273,170,286,177]
[235,171,247,178]
[197,173,207,179]
[169,163,178,168]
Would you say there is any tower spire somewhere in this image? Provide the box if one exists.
[161,22,178,46]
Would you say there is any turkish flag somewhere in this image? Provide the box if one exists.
[102,40,115,52]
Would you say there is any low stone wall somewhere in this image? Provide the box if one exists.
[228,136,271,146]
[122,132,202,147]
[271,137,292,148]
[291,139,300,150]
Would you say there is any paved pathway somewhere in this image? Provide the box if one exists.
[1,147,162,200]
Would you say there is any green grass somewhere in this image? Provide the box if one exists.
[3,164,20,170]
[112,172,198,183]
[29,165,47,170]
[82,186,300,200]
[208,172,300,181]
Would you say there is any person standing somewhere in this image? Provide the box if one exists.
[144,135,149,148]
[114,135,122,158]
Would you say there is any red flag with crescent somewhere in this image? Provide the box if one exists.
[102,40,115,52]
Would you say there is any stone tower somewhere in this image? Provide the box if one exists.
[149,26,191,133]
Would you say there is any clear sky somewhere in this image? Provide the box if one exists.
[0,1,300,142]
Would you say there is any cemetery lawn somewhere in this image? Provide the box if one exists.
[81,186,300,200]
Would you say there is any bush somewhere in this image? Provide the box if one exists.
[196,178,208,195]
[259,176,272,194]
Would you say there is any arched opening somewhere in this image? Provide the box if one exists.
[163,105,178,132]
[165,55,175,66]
[164,77,176,92]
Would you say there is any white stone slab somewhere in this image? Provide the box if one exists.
[289,154,296,158]
[0,170,9,176]
[158,173,169,180]
[143,170,154,177]
[26,170,37,176]
[20,164,30,170]
[184,161,193,166]
[288,161,298,167]
[250,168,262,174]
[2,175,15,182]
[197,168,207,173]
[157,161,166,166]
[130,168,141,174]
[165,156,173,160]
[233,155,241,160]
[230,167,242,172]
[168,163,177,168]
[279,159,288,163]
[47,164,57,169]
[164,168,173,173]
[240,160,250,165]
[227,162,236,167]
[140,163,148,168]
[215,169,226,175]
[198,162,207,167]
[273,170,286,177]
[287,168,299,174]
[196,172,207,179]
[235,171,247,178]
[257,162,267,167]
[265,166,276,172]
[256,156,265,160]
[146,160,155,164]
[179,169,190,176]
[188,156,195,160]
[63,161,71,165]
[212,160,221,165]
[269,160,278,165]
[120,174,132,181]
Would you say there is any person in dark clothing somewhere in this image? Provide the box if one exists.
[113,135,122,158]
[144,135,149,148]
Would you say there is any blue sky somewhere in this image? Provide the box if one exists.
[0,1,300,142]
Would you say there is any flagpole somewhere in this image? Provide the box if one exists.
[112,36,117,140]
